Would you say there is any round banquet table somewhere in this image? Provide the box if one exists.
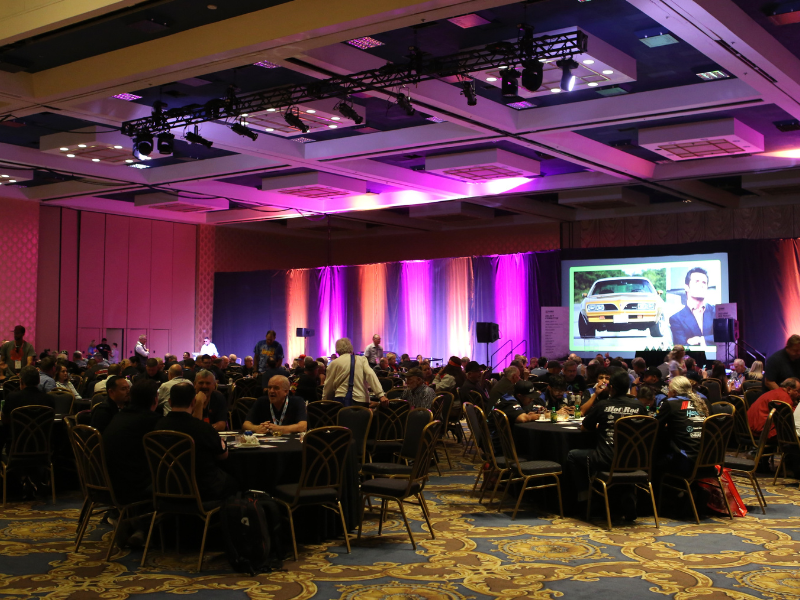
[224,435,360,544]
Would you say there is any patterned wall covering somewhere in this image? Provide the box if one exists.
[0,198,39,345]
[196,224,215,351]
[574,204,800,248]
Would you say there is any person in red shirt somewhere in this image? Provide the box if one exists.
[747,377,800,439]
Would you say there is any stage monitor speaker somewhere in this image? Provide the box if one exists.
[476,322,500,343]
[713,318,738,343]
[295,328,315,338]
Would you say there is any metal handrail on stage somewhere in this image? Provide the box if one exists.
[510,340,528,362]
[489,339,513,371]
[737,339,766,364]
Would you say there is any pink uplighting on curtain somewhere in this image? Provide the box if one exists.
[359,263,387,351]
[446,257,473,358]
[286,268,309,360]
[494,253,529,368]
[402,261,432,358]
[319,266,345,356]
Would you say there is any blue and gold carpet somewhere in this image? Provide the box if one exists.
[1,451,800,599]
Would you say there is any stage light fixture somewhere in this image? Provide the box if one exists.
[185,128,213,149]
[500,68,520,97]
[284,107,310,133]
[396,93,415,116]
[557,57,579,91]
[231,122,258,141]
[132,131,153,160]
[156,132,174,154]
[335,101,363,124]
[520,61,543,92]
[460,79,477,106]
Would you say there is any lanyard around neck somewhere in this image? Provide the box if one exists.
[269,399,289,425]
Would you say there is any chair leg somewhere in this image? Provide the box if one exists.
[599,481,612,531]
[416,493,435,539]
[586,482,594,522]
[432,452,442,476]
[717,475,734,520]
[50,463,56,505]
[441,441,453,470]
[105,506,126,561]
[285,507,298,561]
[378,499,387,536]
[196,514,213,572]
[336,501,351,554]
[648,483,660,528]
[773,453,783,485]
[140,511,158,568]
[488,470,506,506]
[554,475,564,519]
[471,467,483,495]
[752,475,768,510]
[357,495,367,541]
[396,500,415,550]
[74,501,95,552]
[511,477,529,521]
[685,480,700,525]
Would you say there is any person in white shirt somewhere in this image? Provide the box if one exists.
[157,363,190,409]
[324,337,388,407]
[110,343,120,364]
[135,335,149,361]
[200,337,218,357]
[363,334,383,367]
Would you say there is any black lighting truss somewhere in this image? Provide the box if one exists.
[121,30,587,137]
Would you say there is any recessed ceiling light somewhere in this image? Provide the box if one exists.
[92,158,100,162]
[331,116,340,120]
[306,109,316,114]
[60,147,69,151]
[8,180,15,183]
[499,65,508,70]
[486,76,497,82]
[328,124,338,129]
[602,69,614,75]
[587,82,599,87]
[241,113,249,117]
[112,93,142,101]
[550,88,561,93]
[66,154,75,157]
[265,127,274,132]
[78,144,87,148]
[1,175,8,178]
[125,159,134,163]
[113,145,123,149]
[267,108,277,112]
[582,59,595,65]
[538,58,550,63]
[346,36,384,50]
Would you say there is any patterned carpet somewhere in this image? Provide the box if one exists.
[2,445,800,600]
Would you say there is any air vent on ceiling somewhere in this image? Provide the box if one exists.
[134,193,228,212]
[409,201,493,221]
[261,172,367,198]
[741,169,800,196]
[558,187,649,210]
[638,118,764,161]
[39,126,143,165]
[425,148,540,182]
[286,217,367,231]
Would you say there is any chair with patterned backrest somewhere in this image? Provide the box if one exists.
[231,377,262,404]
[367,400,410,461]
[273,426,352,560]
[337,405,374,467]
[71,424,152,560]
[91,393,108,408]
[492,409,563,520]
[463,402,497,492]
[587,415,660,530]
[702,378,723,403]
[430,393,454,471]
[307,400,344,429]
[2,376,20,394]
[659,412,735,523]
[461,390,487,457]
[768,401,800,486]
[315,385,324,400]
[229,396,257,431]
[141,431,222,572]
[358,420,441,550]
[386,388,406,400]
[63,415,90,539]
[361,408,432,480]
[743,388,762,411]
[729,395,773,458]
[48,389,75,417]
[1,405,56,506]
[725,409,774,513]
[742,380,763,394]
[377,377,394,393]
[392,378,406,389]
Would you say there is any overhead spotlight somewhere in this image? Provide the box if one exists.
[156,132,174,154]
[185,127,213,149]
[460,79,477,106]
[557,57,579,91]
[231,122,258,141]
[520,61,544,92]
[335,101,363,124]
[284,107,310,133]
[396,92,415,116]
[132,131,153,160]
[500,68,520,97]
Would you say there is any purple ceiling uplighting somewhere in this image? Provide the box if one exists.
[426,116,446,123]
[253,60,280,69]
[347,36,384,50]
[112,93,142,101]
[506,100,535,110]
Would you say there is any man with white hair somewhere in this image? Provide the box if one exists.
[157,363,190,407]
[135,335,149,362]
[489,366,521,406]
[364,334,383,367]
[324,337,388,407]
[731,358,748,388]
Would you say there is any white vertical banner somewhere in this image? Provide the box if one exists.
[541,307,570,359]
[715,302,737,363]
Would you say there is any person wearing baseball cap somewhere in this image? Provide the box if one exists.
[460,360,489,406]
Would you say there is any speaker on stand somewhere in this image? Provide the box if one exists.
[296,327,315,356]
[713,318,738,363]
[476,322,500,368]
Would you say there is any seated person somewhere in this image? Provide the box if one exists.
[243,375,308,435]
[684,371,709,402]
[294,357,319,403]
[530,357,548,378]
[91,363,121,396]
[121,355,141,378]
[2,366,54,450]
[636,385,656,411]
[399,353,418,370]
[747,377,800,440]
[654,375,709,478]
[373,357,390,376]
[562,360,586,393]
[420,361,435,386]
[490,382,542,455]
[190,370,228,431]
[631,367,668,407]
[90,376,131,434]
[539,360,562,384]
[579,367,612,416]
[103,380,161,505]
[209,357,228,385]
[566,371,646,519]
[154,383,238,501]
[133,358,168,384]
[460,361,489,406]
[402,368,436,409]
[241,355,255,377]
[489,366,521,406]
[534,374,572,410]
[182,357,196,382]
[386,353,401,373]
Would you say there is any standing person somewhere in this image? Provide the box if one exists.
[364,334,383,367]
[254,330,284,373]
[323,338,388,408]
[135,335,149,363]
[764,335,800,391]
[200,336,218,357]
[0,325,35,375]
[109,343,120,364]
[95,338,111,361]
[668,345,687,379]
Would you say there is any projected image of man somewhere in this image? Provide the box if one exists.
[669,267,716,346]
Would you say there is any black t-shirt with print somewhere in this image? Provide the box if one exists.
[582,395,646,469]
[655,396,704,459]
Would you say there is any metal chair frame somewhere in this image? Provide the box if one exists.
[726,409,774,513]
[1,405,56,507]
[307,400,344,429]
[48,389,75,416]
[337,405,374,467]
[431,393,454,471]
[229,396,257,431]
[368,400,410,461]
[768,400,800,486]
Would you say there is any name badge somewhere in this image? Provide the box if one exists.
[14,360,21,370]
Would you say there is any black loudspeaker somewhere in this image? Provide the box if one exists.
[295,328,315,338]
[476,322,500,343]
[713,318,738,343]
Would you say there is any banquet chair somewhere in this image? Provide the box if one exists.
[367,400,410,461]
[378,377,394,393]
[659,412,735,523]
[742,380,763,394]
[71,425,152,560]
[702,378,723,403]
[361,408,432,480]
[743,388,762,411]
[492,409,563,520]
[768,401,800,486]
[430,393,454,471]
[231,377,262,404]
[358,420,440,550]
[2,376,20,393]
[63,415,90,538]
[48,389,75,417]
[729,395,772,458]
[307,400,343,429]
[386,388,406,400]
[392,378,406,388]
[461,390,488,457]
[725,409,774,513]
[2,405,56,507]
[586,415,659,530]
[229,396,257,431]
[315,385,324,400]
[463,403,502,496]
[337,405,374,467]
[141,431,222,572]
[91,393,108,408]
[273,426,352,560]
[75,409,92,426]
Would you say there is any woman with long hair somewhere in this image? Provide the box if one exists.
[55,363,82,399]
[654,375,708,477]
[709,361,730,392]
[668,345,686,379]
[747,360,764,380]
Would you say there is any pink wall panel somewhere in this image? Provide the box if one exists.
[126,218,152,328]
[77,211,105,329]
[171,223,196,356]
[103,215,129,328]
[36,207,61,352]
[149,221,173,330]
[59,208,79,353]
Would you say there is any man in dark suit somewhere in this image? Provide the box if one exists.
[669,267,716,346]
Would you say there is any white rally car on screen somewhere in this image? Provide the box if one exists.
[578,277,665,338]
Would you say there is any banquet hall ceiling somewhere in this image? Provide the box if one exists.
[1,0,800,238]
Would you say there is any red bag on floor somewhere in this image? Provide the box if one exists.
[697,467,748,517]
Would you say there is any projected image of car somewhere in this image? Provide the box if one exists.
[578,277,665,338]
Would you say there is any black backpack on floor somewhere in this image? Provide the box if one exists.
[220,491,285,574]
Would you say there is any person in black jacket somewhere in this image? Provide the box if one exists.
[90,376,130,434]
